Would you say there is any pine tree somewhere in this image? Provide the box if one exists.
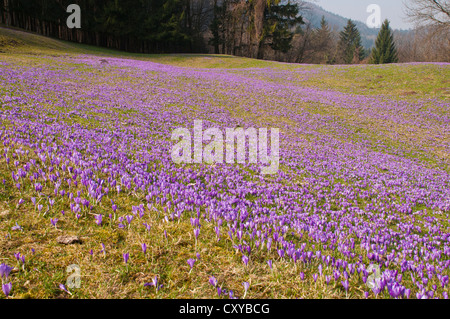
[369,19,399,64]
[312,16,334,64]
[338,19,365,64]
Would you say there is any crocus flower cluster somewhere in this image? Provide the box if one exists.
[0,263,14,297]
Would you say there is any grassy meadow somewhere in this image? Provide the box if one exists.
[0,26,449,299]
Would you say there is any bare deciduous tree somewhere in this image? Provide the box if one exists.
[404,0,450,30]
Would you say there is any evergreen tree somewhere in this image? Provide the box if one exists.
[258,1,303,59]
[369,19,399,64]
[337,19,365,64]
[312,16,334,64]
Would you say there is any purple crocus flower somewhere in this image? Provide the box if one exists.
[242,282,250,298]
[123,253,129,264]
[0,263,14,279]
[50,218,58,227]
[59,283,72,295]
[2,282,12,297]
[341,280,349,291]
[95,214,103,226]
[242,255,249,266]
[11,222,22,231]
[405,289,411,299]
[187,258,195,269]
[209,276,218,287]
[194,228,200,240]
[144,276,162,292]
[141,243,147,254]
[125,215,133,224]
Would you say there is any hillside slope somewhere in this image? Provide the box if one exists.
[0,24,449,300]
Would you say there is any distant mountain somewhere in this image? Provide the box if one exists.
[296,1,382,49]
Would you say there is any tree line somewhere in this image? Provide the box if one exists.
[0,0,448,63]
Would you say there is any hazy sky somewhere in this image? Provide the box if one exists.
[311,0,413,30]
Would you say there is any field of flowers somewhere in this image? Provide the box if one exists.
[0,28,449,299]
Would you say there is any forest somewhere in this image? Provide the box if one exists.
[0,0,449,63]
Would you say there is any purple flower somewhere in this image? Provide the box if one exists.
[125,215,133,224]
[50,218,58,227]
[59,283,72,295]
[95,214,103,226]
[242,281,250,298]
[194,228,200,240]
[2,282,12,297]
[143,223,151,232]
[144,276,162,292]
[123,253,129,264]
[209,276,218,287]
[405,289,411,299]
[0,263,14,279]
[341,280,349,291]
[141,243,147,254]
[242,255,249,266]
[187,258,195,269]
[11,222,22,231]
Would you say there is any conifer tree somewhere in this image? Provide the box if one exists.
[369,19,399,64]
[337,19,365,64]
[312,16,334,64]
